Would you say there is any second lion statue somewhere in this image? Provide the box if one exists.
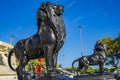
[72,42,107,75]
[8,2,66,80]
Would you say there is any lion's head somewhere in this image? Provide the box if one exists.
[94,42,107,51]
[40,2,64,16]
[37,2,65,33]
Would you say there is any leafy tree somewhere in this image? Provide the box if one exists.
[98,31,120,68]
[86,67,95,74]
[64,67,75,72]
[25,59,40,74]
[94,68,100,73]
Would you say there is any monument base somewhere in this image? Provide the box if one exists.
[74,73,116,80]
[35,75,75,80]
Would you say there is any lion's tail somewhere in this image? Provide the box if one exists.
[8,49,16,71]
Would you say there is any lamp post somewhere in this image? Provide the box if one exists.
[62,54,64,68]
[9,35,16,68]
[78,26,84,57]
[10,35,16,45]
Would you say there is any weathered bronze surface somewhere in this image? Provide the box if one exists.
[72,42,107,75]
[8,2,66,80]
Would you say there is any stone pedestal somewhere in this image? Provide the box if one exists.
[36,75,75,80]
[74,73,116,80]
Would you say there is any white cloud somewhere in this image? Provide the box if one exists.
[66,0,76,9]
[72,16,85,23]
[72,9,104,23]
[16,26,23,32]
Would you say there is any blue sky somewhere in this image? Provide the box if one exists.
[0,0,120,68]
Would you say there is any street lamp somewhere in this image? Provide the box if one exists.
[78,26,84,57]
[10,35,16,45]
[62,54,64,68]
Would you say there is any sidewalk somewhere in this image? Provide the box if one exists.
[0,75,17,80]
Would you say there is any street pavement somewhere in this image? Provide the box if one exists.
[0,75,17,80]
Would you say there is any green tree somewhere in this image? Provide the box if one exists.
[86,66,95,74]
[94,68,100,73]
[65,67,76,72]
[98,31,120,68]
[25,59,40,74]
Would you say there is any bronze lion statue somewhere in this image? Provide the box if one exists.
[8,2,66,80]
[72,42,107,75]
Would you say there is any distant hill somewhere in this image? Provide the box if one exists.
[0,41,16,74]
